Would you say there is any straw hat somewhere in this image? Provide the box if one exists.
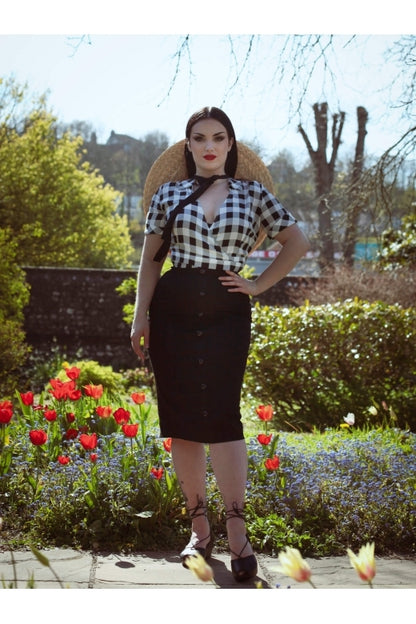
[142,139,274,213]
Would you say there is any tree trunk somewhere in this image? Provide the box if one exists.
[343,106,368,266]
[298,102,345,268]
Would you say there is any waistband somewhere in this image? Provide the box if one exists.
[171,266,240,275]
[170,266,228,276]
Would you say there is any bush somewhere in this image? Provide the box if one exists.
[0,228,30,396]
[56,360,125,397]
[245,299,416,431]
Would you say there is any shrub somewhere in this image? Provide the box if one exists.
[245,299,416,431]
[0,228,30,396]
[56,360,125,396]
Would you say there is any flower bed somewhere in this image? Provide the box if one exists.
[0,364,415,556]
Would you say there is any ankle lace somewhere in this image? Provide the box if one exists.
[225,503,252,559]
[187,496,207,520]
[225,502,245,522]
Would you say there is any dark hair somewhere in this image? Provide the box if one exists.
[184,106,238,177]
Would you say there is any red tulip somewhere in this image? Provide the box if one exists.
[122,423,139,437]
[29,429,48,446]
[84,384,103,399]
[79,432,97,450]
[64,428,79,440]
[257,433,272,445]
[113,407,130,425]
[44,408,57,422]
[256,405,274,421]
[131,392,146,405]
[150,467,164,480]
[57,455,70,465]
[163,438,172,452]
[265,455,280,471]
[90,453,98,462]
[65,366,81,380]
[0,400,13,424]
[20,391,34,406]
[96,405,112,418]
[49,378,81,401]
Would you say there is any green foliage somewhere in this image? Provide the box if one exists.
[0,99,134,268]
[378,214,416,269]
[0,228,30,396]
[57,360,125,396]
[245,299,416,431]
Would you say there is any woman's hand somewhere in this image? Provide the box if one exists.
[130,318,150,363]
[218,271,259,296]
[219,224,310,297]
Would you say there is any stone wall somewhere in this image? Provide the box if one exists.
[23,267,315,370]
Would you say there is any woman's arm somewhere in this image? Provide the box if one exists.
[219,223,310,296]
[130,234,166,362]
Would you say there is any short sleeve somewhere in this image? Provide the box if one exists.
[252,181,297,239]
[144,185,167,236]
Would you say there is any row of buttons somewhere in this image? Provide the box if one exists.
[197,268,208,418]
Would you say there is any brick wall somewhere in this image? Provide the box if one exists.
[23,267,314,370]
[23,267,138,369]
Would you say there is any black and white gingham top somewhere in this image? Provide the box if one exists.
[145,178,297,271]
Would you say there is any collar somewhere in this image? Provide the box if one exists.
[179,178,245,191]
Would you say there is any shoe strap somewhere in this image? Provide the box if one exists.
[225,502,245,522]
[187,496,207,519]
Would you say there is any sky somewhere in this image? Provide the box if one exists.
[1,3,414,167]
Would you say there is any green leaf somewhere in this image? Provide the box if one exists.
[30,546,50,568]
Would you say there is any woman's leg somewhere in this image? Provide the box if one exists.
[209,439,254,560]
[171,438,211,548]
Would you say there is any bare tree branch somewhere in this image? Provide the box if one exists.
[157,35,193,107]
[220,35,256,106]
[65,35,92,58]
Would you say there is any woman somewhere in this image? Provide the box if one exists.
[130,106,309,582]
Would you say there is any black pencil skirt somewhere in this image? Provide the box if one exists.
[148,267,252,443]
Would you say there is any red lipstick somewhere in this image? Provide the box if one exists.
[204,155,216,160]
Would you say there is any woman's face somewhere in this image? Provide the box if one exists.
[187,118,234,176]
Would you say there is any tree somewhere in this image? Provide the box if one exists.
[298,102,346,267]
[0,105,134,269]
[343,106,369,266]
[0,228,30,395]
[267,149,316,231]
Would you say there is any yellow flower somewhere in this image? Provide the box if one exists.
[275,546,315,586]
[185,553,216,585]
[347,542,376,586]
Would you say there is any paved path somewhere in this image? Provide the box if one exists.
[0,547,415,590]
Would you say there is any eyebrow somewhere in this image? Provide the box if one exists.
[191,130,226,137]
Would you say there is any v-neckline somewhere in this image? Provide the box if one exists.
[196,182,230,226]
